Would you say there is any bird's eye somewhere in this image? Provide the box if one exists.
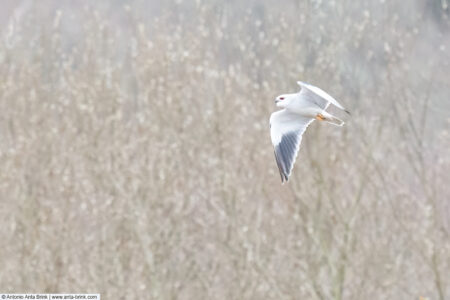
[279,97,285,100]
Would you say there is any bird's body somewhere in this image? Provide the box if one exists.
[270,81,349,183]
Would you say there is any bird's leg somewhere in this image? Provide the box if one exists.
[315,113,325,121]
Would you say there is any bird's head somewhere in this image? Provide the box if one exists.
[275,94,295,108]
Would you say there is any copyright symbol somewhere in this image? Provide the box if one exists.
[2,294,6,299]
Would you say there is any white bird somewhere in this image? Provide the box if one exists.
[270,81,350,183]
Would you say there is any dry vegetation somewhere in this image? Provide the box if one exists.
[0,0,449,299]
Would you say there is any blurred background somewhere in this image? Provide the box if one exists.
[0,0,449,299]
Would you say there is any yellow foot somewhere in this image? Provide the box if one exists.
[315,113,325,121]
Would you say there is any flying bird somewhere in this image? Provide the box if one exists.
[270,81,350,183]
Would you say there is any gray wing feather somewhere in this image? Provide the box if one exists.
[274,130,305,183]
[270,110,314,183]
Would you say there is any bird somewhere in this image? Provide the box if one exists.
[270,81,350,183]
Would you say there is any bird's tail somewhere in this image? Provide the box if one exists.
[315,112,344,126]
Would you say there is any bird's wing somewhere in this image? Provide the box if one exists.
[297,81,347,111]
[270,109,314,183]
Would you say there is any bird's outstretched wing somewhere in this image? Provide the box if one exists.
[297,81,349,113]
[270,109,314,183]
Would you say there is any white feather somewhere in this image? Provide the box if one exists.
[270,109,314,182]
[297,81,346,111]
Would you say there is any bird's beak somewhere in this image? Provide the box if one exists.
[274,99,279,104]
